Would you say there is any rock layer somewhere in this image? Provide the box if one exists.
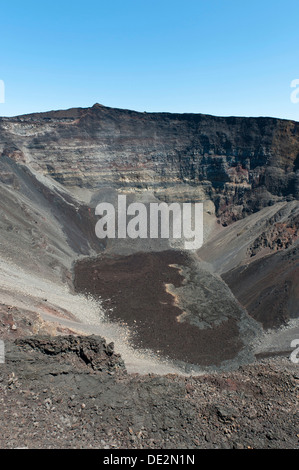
[1,104,299,224]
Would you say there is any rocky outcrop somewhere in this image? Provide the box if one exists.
[15,335,126,373]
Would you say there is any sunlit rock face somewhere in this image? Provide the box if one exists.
[1,104,299,226]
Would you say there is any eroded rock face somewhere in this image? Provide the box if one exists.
[1,104,299,224]
[198,201,299,330]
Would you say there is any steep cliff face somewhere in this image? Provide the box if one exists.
[1,104,299,224]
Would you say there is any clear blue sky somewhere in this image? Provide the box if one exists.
[1,0,299,120]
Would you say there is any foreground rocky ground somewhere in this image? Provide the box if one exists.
[0,335,298,449]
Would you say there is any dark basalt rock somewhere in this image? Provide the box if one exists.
[15,335,126,373]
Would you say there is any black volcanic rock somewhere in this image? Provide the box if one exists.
[15,335,126,373]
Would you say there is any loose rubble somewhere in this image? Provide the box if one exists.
[0,335,298,449]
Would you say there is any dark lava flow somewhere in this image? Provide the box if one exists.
[73,251,242,367]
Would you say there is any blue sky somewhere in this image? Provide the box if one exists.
[1,0,299,119]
